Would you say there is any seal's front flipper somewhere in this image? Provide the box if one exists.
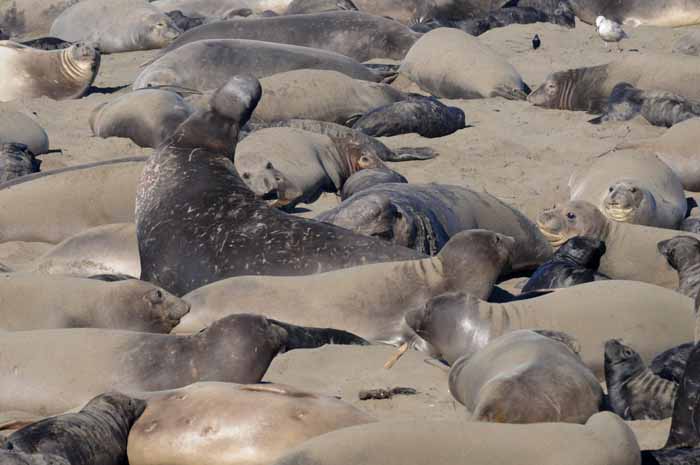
[386,147,438,161]
[665,343,700,448]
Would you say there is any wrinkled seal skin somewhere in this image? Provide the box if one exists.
[136,75,421,297]
[658,236,700,301]
[604,339,677,420]
[521,236,608,293]
[569,0,700,26]
[340,168,407,200]
[0,143,40,183]
[2,393,146,465]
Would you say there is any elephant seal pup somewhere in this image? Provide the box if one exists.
[569,0,700,26]
[521,236,608,293]
[405,280,694,377]
[568,151,687,229]
[0,313,288,415]
[270,412,640,465]
[658,236,700,300]
[0,112,49,155]
[0,157,145,244]
[0,41,99,102]
[127,382,373,465]
[137,75,421,296]
[650,342,695,384]
[90,89,194,148]
[50,0,181,54]
[0,274,189,332]
[2,393,146,465]
[536,201,700,289]
[674,30,700,56]
[449,330,602,424]
[340,168,407,200]
[0,144,40,183]
[316,183,552,272]
[400,28,530,100]
[149,11,420,63]
[528,54,700,113]
[350,95,467,138]
[604,339,677,420]
[173,230,514,349]
[133,40,382,91]
[235,127,385,208]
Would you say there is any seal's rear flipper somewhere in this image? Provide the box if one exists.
[268,319,369,351]
[664,343,700,448]
[386,147,438,161]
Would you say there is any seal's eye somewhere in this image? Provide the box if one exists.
[265,161,274,169]
[242,172,250,179]
[622,348,633,358]
[148,289,164,305]
[608,187,613,192]
[630,187,637,193]
[274,176,282,182]
[566,212,576,220]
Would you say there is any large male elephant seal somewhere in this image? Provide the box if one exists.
[536,201,700,289]
[149,11,420,63]
[528,54,700,112]
[0,112,49,155]
[448,330,602,424]
[0,274,189,332]
[50,0,181,53]
[316,183,552,272]
[569,151,686,229]
[569,0,700,26]
[2,393,146,465]
[0,41,99,102]
[400,27,530,100]
[127,382,373,465]
[658,236,700,301]
[133,40,382,91]
[173,230,514,350]
[270,412,640,465]
[136,75,421,297]
[405,280,694,378]
[0,143,40,183]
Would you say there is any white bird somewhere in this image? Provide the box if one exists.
[596,15,628,52]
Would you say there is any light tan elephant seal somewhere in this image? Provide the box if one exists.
[569,151,686,229]
[0,112,49,155]
[127,382,374,465]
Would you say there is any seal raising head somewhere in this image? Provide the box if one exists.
[536,201,608,247]
[528,67,608,111]
[603,181,650,223]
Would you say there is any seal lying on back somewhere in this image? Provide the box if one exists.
[536,201,700,289]
[316,183,552,272]
[528,54,700,113]
[136,75,421,296]
[658,236,700,301]
[0,41,99,102]
[449,330,602,424]
[340,168,407,200]
[0,112,49,155]
[0,144,40,183]
[604,339,677,420]
[2,393,145,465]
[172,230,514,350]
[521,236,608,293]
[569,0,700,26]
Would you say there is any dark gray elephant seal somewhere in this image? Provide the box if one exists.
[650,342,695,384]
[0,143,40,183]
[674,30,700,56]
[133,39,382,91]
[340,168,407,200]
[136,75,421,296]
[0,112,49,155]
[90,89,194,148]
[449,330,602,423]
[148,11,420,63]
[569,0,700,26]
[2,393,146,465]
[164,10,207,32]
[521,236,608,293]
[658,236,700,301]
[604,339,677,420]
[316,183,552,272]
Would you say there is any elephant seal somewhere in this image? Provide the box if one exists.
[0,112,49,155]
[400,27,530,100]
[521,236,608,293]
[528,54,700,113]
[448,330,602,424]
[90,89,194,148]
[0,0,77,36]
[604,339,677,420]
[235,127,385,208]
[536,201,700,289]
[0,274,190,332]
[0,157,144,244]
[0,313,288,415]
[0,143,40,183]
[340,168,407,200]
[2,393,146,465]
[137,75,422,296]
[568,151,687,229]
[569,0,700,26]
[148,11,420,63]
[286,0,359,14]
[316,183,552,272]
[172,230,514,349]
[350,95,467,138]
[674,30,700,56]
[0,450,69,465]
[163,10,207,32]
[151,0,292,17]
[270,412,640,465]
[0,41,99,102]
[127,382,373,465]
[50,0,181,53]
[133,39,382,91]
[651,342,695,384]
[405,280,694,377]
[658,236,700,302]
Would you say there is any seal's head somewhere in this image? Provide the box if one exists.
[537,201,608,248]
[84,392,147,422]
[67,41,101,73]
[527,73,565,108]
[113,280,191,331]
[141,14,181,49]
[555,236,606,268]
[657,236,700,271]
[604,339,645,383]
[240,161,303,208]
[603,180,650,223]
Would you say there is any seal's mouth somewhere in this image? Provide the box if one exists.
[604,205,634,222]
[536,222,568,247]
[261,190,291,208]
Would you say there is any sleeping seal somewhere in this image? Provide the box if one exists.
[658,236,700,300]
[569,0,700,26]
[340,168,407,200]
[0,112,49,155]
[0,143,40,183]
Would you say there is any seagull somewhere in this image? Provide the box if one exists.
[596,16,628,52]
